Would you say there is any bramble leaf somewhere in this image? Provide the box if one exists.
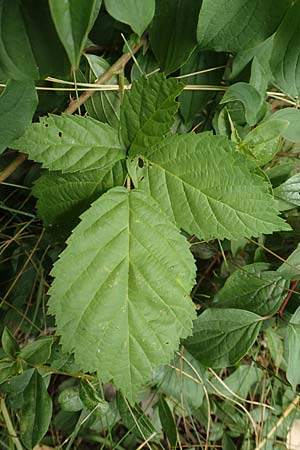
[33,161,125,228]
[184,309,262,368]
[48,187,196,401]
[213,263,288,316]
[12,114,125,174]
[135,133,289,240]
[121,73,183,157]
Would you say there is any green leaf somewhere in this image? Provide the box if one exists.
[121,73,183,157]
[270,1,300,98]
[0,369,35,394]
[135,133,289,241]
[0,0,38,80]
[1,327,19,359]
[231,36,274,80]
[269,108,300,143]
[20,337,54,365]
[242,120,288,166]
[12,114,125,174]
[208,365,263,399]
[277,244,300,280]
[151,350,205,412]
[197,0,291,52]
[158,397,177,447]
[20,370,52,449]
[285,305,300,391]
[220,83,262,126]
[0,80,38,153]
[116,392,157,440]
[179,50,226,126]
[149,0,201,74]
[33,161,125,229]
[58,386,83,412]
[104,0,155,36]
[49,0,102,69]
[20,0,70,79]
[79,380,109,413]
[213,263,288,316]
[84,54,120,128]
[48,187,196,401]
[0,359,18,384]
[274,173,300,209]
[184,309,262,368]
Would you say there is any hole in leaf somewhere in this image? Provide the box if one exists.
[138,158,144,168]
[58,131,63,138]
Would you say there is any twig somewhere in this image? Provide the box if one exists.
[0,154,27,185]
[279,280,299,316]
[0,41,142,184]
[64,41,142,114]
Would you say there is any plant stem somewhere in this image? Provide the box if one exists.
[64,41,143,114]
[0,154,27,185]
[0,40,143,184]
[0,398,23,450]
[279,280,299,316]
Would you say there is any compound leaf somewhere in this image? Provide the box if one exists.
[136,133,289,241]
[49,0,102,69]
[184,309,262,368]
[104,0,155,36]
[121,73,183,157]
[197,0,291,52]
[12,114,125,174]
[48,187,196,401]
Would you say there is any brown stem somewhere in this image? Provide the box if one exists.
[279,279,299,316]
[0,153,27,184]
[64,41,142,114]
[0,40,143,183]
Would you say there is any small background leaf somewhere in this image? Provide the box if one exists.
[197,0,291,52]
[49,0,102,68]
[149,0,201,74]
[20,370,52,449]
[0,80,38,153]
[184,309,262,368]
[104,0,155,36]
